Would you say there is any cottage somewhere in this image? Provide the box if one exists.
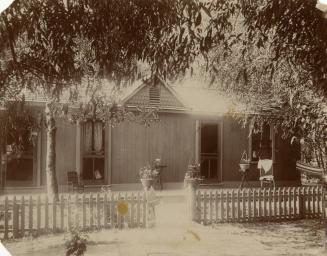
[0,76,300,193]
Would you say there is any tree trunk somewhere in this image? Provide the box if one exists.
[45,102,59,201]
[0,140,6,194]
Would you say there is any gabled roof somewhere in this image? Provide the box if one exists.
[121,74,189,111]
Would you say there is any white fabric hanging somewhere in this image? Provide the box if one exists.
[83,122,92,153]
[94,122,103,153]
[257,159,273,173]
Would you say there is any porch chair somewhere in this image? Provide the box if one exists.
[67,171,84,193]
[258,159,275,188]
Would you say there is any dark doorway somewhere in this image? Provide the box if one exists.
[200,123,219,181]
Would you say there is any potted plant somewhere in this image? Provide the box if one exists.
[239,150,251,172]
[139,164,158,191]
[184,162,203,187]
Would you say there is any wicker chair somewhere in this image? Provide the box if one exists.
[258,159,275,188]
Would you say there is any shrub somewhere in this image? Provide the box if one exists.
[65,228,88,256]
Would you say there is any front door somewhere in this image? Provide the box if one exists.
[200,123,220,181]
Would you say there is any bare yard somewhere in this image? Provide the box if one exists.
[3,201,326,256]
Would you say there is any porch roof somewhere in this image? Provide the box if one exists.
[20,75,246,115]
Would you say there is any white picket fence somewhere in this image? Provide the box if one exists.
[196,187,327,224]
[0,191,153,239]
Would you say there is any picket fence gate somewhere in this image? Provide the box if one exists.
[0,191,153,239]
[196,186,326,224]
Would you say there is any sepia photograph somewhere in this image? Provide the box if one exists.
[0,0,327,255]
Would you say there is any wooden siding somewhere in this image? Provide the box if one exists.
[50,118,76,185]
[2,106,298,188]
[222,117,249,181]
[111,113,195,183]
[277,136,300,181]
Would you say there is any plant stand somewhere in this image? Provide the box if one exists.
[239,169,252,191]
[141,178,154,191]
[184,178,200,222]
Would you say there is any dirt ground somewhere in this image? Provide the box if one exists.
[3,200,327,256]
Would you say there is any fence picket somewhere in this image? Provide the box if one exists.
[60,195,64,230]
[220,190,224,222]
[226,190,230,222]
[142,193,146,228]
[237,190,241,221]
[282,188,286,219]
[272,188,277,220]
[323,188,326,219]
[253,189,257,220]
[89,194,93,229]
[75,194,79,229]
[110,193,115,228]
[37,196,41,233]
[124,192,129,227]
[45,196,49,232]
[67,195,71,231]
[277,188,281,219]
[209,191,213,223]
[231,190,235,222]
[318,187,322,217]
[287,188,292,219]
[215,191,218,223]
[247,189,251,221]
[82,194,86,229]
[268,188,272,219]
[258,189,262,220]
[130,193,135,228]
[305,187,310,218]
[292,187,298,219]
[21,196,25,236]
[203,191,207,224]
[52,197,57,231]
[263,188,266,219]
[4,197,8,239]
[28,196,33,234]
[96,193,101,229]
[12,196,18,239]
[242,189,246,221]
[103,194,108,228]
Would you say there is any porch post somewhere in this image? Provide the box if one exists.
[195,120,200,163]
[323,185,327,252]
[0,144,6,194]
[36,132,42,187]
[75,121,81,179]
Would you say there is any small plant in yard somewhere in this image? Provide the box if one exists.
[65,227,88,256]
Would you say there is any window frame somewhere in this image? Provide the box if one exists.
[80,120,107,184]
[4,133,39,187]
[249,123,276,163]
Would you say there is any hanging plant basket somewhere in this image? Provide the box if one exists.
[239,151,251,172]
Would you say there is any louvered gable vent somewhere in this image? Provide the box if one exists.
[149,84,160,106]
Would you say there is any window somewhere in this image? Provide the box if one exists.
[82,120,105,181]
[251,123,272,161]
[6,130,34,182]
